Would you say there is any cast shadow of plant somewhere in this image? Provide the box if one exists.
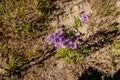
[113,69,120,80]
[81,29,120,53]
[78,67,120,80]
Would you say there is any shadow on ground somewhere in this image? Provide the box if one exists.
[78,67,120,80]
[80,29,120,54]
[82,29,118,47]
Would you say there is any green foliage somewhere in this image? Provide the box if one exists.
[37,0,54,15]
[5,50,28,76]
[71,17,82,29]
[16,22,33,41]
[96,0,116,17]
[115,61,120,65]
[0,0,54,78]
[0,0,29,18]
[56,45,91,63]
[16,23,31,31]
[115,25,120,32]
[36,0,54,29]
[62,28,76,39]
[113,40,120,54]
[101,75,105,80]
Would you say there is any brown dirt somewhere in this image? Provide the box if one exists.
[0,0,120,80]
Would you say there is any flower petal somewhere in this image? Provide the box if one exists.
[55,28,63,36]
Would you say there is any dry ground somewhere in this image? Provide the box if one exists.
[0,0,120,80]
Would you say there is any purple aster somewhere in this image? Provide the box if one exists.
[70,43,78,49]
[68,40,73,45]
[55,43,61,49]
[49,34,55,41]
[59,36,65,42]
[64,38,70,45]
[65,38,70,42]
[62,42,68,46]
[55,28,63,36]
[54,37,61,43]
[67,39,73,45]
[60,43,66,48]
[64,38,73,46]
[70,28,76,32]
[45,36,53,44]
[73,36,78,40]
[80,13,89,22]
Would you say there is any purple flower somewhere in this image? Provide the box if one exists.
[70,43,78,49]
[70,28,76,32]
[45,27,80,50]
[54,37,61,43]
[65,38,70,45]
[45,34,56,44]
[45,36,53,44]
[67,39,73,45]
[55,42,67,49]
[59,36,65,42]
[64,38,73,46]
[55,28,63,36]
[68,40,73,45]
[63,42,68,46]
[73,36,78,40]
[60,43,66,48]
[55,43,61,49]
[65,38,70,42]
[80,13,89,22]
[49,34,55,41]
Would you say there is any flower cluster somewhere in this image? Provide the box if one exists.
[45,28,78,49]
[45,13,89,50]
[80,13,89,22]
